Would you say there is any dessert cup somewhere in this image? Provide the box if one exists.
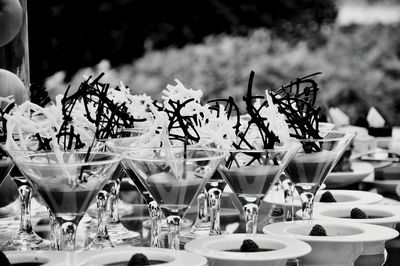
[185,233,311,266]
[107,137,165,248]
[312,204,400,255]
[1,143,50,251]
[218,141,298,234]
[263,220,398,266]
[285,131,355,220]
[13,151,121,251]
[124,146,224,249]
[76,247,207,266]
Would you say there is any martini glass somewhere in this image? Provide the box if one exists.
[218,142,298,234]
[124,147,225,249]
[13,151,121,251]
[187,140,229,238]
[106,127,149,246]
[1,145,50,251]
[285,132,355,220]
[107,136,165,248]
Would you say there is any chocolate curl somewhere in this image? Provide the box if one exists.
[270,72,322,140]
[244,71,279,149]
[208,97,241,135]
[164,98,200,144]
[56,125,85,150]
[270,72,323,153]
[35,133,52,151]
[0,102,15,135]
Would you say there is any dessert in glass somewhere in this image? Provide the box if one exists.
[1,141,50,250]
[124,146,225,249]
[106,136,165,248]
[285,131,355,220]
[13,151,121,251]
[85,138,140,250]
[218,141,298,234]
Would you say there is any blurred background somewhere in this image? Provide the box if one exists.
[27,0,400,125]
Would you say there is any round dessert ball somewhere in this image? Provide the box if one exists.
[0,68,27,106]
[0,0,23,47]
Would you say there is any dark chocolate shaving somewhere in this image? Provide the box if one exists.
[30,82,51,108]
[243,71,279,149]
[56,125,85,150]
[270,72,322,140]
[269,72,323,153]
[163,98,200,144]
[60,73,143,142]
[0,101,15,135]
[35,133,52,151]
[207,96,241,135]
[57,73,142,185]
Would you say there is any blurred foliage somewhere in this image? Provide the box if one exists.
[47,23,400,125]
[27,0,337,84]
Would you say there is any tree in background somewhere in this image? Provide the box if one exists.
[27,0,337,84]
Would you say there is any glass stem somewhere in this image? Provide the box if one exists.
[300,192,315,220]
[284,182,295,221]
[243,203,259,234]
[208,188,222,235]
[49,211,60,250]
[18,185,32,234]
[95,190,112,243]
[193,189,209,226]
[167,215,181,250]
[56,217,78,251]
[148,200,163,248]
[107,180,120,224]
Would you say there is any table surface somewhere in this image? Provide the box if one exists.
[1,159,400,266]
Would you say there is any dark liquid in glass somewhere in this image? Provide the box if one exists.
[221,165,280,202]
[37,188,98,215]
[286,151,336,185]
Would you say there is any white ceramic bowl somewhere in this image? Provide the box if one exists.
[264,189,383,213]
[4,250,69,266]
[324,162,374,188]
[312,204,400,255]
[263,220,398,266]
[185,233,311,266]
[76,247,207,266]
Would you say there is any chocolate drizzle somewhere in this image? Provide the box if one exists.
[0,102,15,136]
[208,96,241,135]
[270,72,322,140]
[269,72,323,153]
[161,98,200,144]
[243,71,279,149]
[61,73,140,141]
[35,133,52,151]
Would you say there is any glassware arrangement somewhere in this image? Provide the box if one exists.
[285,132,355,220]
[218,142,298,234]
[13,151,121,251]
[124,147,225,249]
[106,136,165,248]
[1,142,50,250]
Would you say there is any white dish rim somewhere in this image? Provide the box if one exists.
[263,220,398,243]
[312,204,400,225]
[75,247,207,266]
[185,233,311,261]
[264,189,383,207]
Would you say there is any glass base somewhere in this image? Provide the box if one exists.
[1,231,50,251]
[180,227,226,244]
[184,221,211,239]
[142,218,192,231]
[107,222,141,246]
[84,237,114,251]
